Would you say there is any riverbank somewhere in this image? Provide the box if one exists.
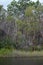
[0,48,43,57]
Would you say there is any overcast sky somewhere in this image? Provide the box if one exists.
[0,0,43,9]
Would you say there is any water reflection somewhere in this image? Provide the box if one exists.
[0,57,43,65]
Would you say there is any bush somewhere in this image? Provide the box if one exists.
[0,36,13,49]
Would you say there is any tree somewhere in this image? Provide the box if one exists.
[0,5,6,21]
[7,0,36,18]
[25,4,43,46]
[7,0,20,17]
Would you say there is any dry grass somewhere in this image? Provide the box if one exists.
[0,49,43,57]
[11,50,43,57]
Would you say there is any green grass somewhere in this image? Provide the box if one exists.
[0,48,43,57]
[0,48,13,57]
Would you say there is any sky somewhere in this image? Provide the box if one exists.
[0,0,43,9]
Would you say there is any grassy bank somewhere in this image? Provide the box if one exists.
[11,50,43,57]
[0,48,43,57]
[0,48,13,57]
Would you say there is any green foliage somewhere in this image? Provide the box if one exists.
[0,0,43,51]
[16,31,23,43]
[0,36,12,49]
[0,5,3,11]
[7,0,37,17]
[25,6,35,16]
[15,31,23,49]
[36,5,43,12]
[16,20,23,29]
[0,48,12,56]
[6,16,14,21]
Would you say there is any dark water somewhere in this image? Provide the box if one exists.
[0,57,43,65]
